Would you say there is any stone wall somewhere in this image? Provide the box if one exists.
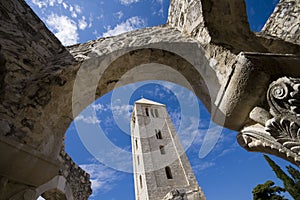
[167,0,267,53]
[0,2,93,197]
[0,0,75,157]
[0,0,299,199]
[167,0,300,54]
[58,151,92,200]
[0,0,299,161]
[261,0,300,45]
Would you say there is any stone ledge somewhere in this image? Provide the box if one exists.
[0,136,60,186]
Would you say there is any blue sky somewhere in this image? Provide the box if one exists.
[24,0,296,199]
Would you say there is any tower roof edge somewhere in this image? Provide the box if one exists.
[134,98,165,106]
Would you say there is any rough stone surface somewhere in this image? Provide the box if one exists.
[0,0,75,158]
[260,0,300,45]
[167,0,300,54]
[0,0,299,199]
[57,150,92,200]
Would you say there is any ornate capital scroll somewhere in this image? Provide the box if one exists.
[237,77,300,166]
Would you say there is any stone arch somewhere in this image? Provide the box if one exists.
[1,26,226,160]
[0,0,299,199]
[67,44,225,171]
[72,44,219,123]
[85,47,213,108]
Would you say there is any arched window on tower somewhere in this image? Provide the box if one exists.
[151,108,155,117]
[135,139,138,149]
[159,145,165,154]
[139,175,143,188]
[155,129,162,139]
[154,109,159,118]
[165,167,173,179]
[145,108,149,116]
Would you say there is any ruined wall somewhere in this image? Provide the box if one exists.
[0,0,299,199]
[167,0,300,55]
[0,1,92,199]
[167,0,268,53]
[0,0,75,157]
[261,0,300,45]
[57,151,92,200]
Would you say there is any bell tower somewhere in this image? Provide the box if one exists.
[131,98,205,200]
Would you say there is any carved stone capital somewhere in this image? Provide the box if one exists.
[237,77,300,166]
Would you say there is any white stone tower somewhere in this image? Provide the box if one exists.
[131,98,205,200]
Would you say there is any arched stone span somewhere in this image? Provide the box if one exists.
[72,46,218,121]
[0,0,300,199]
[71,46,219,172]
[0,0,299,159]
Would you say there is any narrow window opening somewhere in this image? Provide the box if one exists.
[145,108,149,116]
[137,155,140,165]
[165,167,173,179]
[155,109,159,118]
[139,175,143,188]
[135,139,138,149]
[151,109,155,117]
[159,145,165,154]
[157,130,162,139]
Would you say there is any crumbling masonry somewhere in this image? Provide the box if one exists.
[0,0,299,199]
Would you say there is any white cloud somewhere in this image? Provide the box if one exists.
[78,16,88,30]
[74,4,82,14]
[109,104,133,120]
[71,12,77,18]
[80,163,122,195]
[31,0,65,8]
[114,11,124,20]
[67,4,82,18]
[119,0,140,5]
[49,0,55,6]
[177,116,200,149]
[93,30,101,39]
[97,14,104,20]
[153,0,164,17]
[37,197,45,200]
[75,115,100,124]
[88,15,93,28]
[46,13,79,46]
[196,125,223,150]
[62,2,68,9]
[169,110,181,129]
[193,161,216,171]
[73,103,110,125]
[91,103,107,112]
[195,124,241,160]
[68,5,77,18]
[31,0,48,8]
[103,16,146,37]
